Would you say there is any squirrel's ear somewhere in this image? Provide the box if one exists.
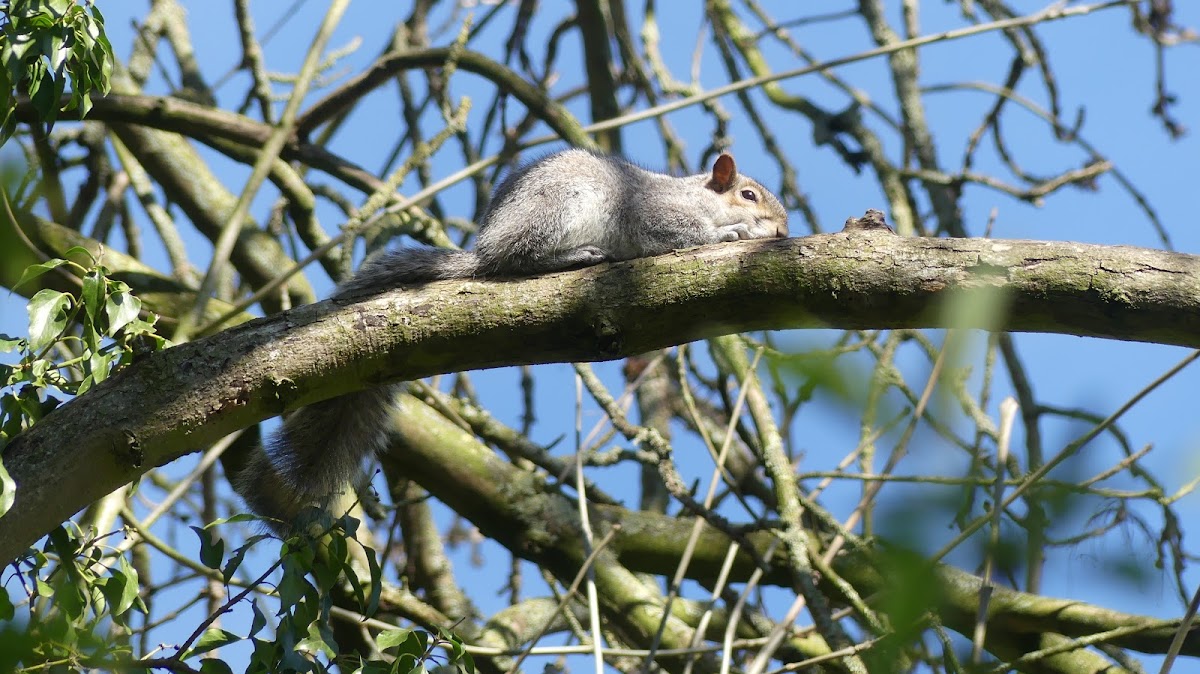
[706,153,738,193]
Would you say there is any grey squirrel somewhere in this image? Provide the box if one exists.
[234,149,789,530]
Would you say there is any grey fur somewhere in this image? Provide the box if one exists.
[234,150,788,531]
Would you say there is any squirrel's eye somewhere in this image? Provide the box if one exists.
[740,189,759,202]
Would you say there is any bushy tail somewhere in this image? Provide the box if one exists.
[234,247,480,531]
[234,385,401,530]
[335,248,479,297]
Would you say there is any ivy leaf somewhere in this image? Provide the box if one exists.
[26,288,72,352]
[81,269,103,327]
[105,289,141,334]
[1,0,113,147]
[87,350,113,385]
[13,258,69,290]
[0,335,23,353]
[80,269,104,351]
[61,246,95,261]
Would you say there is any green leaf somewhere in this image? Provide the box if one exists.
[441,629,474,672]
[360,662,390,674]
[98,571,128,624]
[0,334,26,353]
[62,246,95,261]
[0,363,16,388]
[191,525,225,569]
[312,536,342,593]
[81,268,103,327]
[376,629,413,651]
[76,372,94,396]
[364,543,382,616]
[222,536,265,585]
[96,35,112,85]
[26,288,72,352]
[55,576,85,619]
[395,630,427,661]
[0,582,13,620]
[295,620,336,660]
[0,115,15,147]
[29,358,50,382]
[30,72,56,122]
[87,350,112,384]
[248,598,267,639]
[205,513,260,527]
[182,628,242,660]
[28,12,55,31]
[46,0,73,17]
[115,554,140,616]
[277,565,311,612]
[13,258,69,289]
[45,67,66,127]
[105,289,141,334]
[10,32,36,64]
[0,456,15,519]
[48,32,66,71]
[199,659,235,674]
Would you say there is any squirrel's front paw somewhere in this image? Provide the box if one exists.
[718,222,775,242]
[548,245,609,270]
[571,246,609,266]
[717,223,754,242]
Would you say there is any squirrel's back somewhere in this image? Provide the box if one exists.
[476,149,788,272]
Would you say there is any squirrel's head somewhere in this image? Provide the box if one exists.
[706,153,789,238]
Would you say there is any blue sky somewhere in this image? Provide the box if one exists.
[3,1,1200,670]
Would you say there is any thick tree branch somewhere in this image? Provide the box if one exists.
[3,231,1199,561]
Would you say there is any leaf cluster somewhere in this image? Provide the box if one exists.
[185,514,474,674]
[0,523,145,671]
[0,249,165,516]
[0,0,113,144]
